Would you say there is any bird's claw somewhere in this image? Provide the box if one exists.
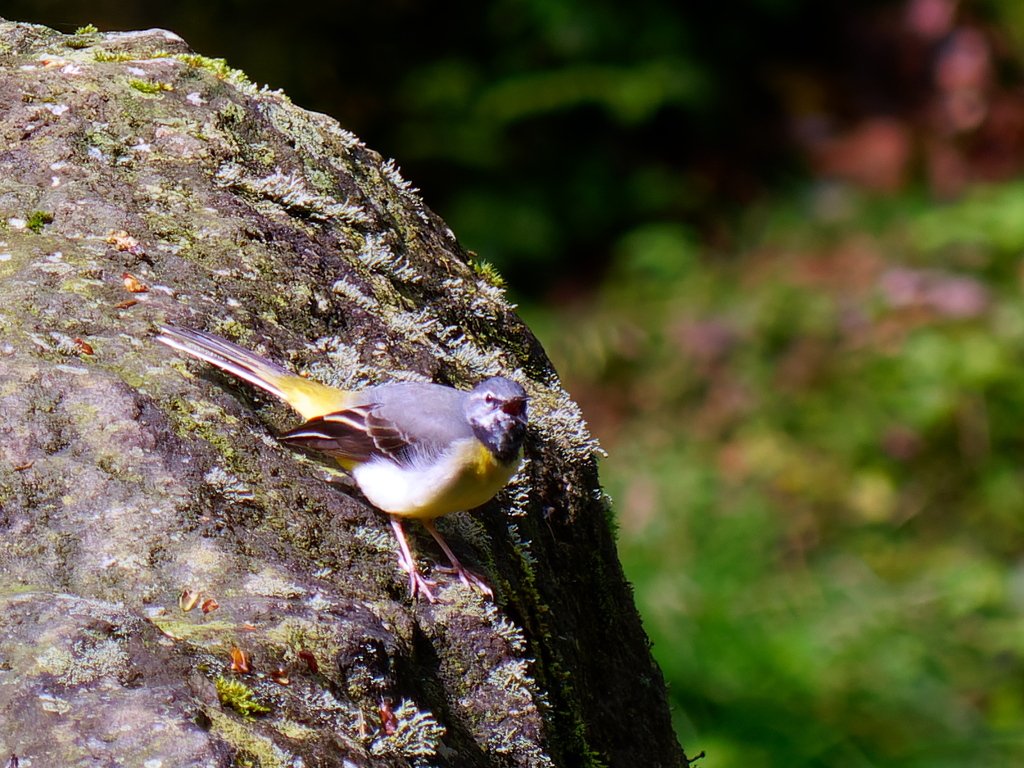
[396,551,438,602]
[436,564,493,598]
[407,570,438,603]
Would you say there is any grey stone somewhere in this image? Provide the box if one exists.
[0,18,687,768]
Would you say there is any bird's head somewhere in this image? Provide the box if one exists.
[465,376,529,463]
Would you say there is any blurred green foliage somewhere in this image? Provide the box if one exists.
[524,182,1024,766]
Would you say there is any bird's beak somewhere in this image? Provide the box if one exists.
[502,396,528,420]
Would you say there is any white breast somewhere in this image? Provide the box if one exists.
[350,438,519,519]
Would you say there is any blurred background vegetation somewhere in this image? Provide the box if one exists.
[11,0,1024,764]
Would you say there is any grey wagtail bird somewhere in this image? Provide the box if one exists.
[155,325,528,603]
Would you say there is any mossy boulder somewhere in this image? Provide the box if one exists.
[0,18,687,768]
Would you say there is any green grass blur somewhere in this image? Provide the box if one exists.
[523,182,1024,766]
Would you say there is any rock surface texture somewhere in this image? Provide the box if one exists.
[0,19,688,768]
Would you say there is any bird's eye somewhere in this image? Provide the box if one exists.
[484,394,497,404]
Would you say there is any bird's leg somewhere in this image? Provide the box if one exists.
[389,516,437,603]
[421,519,493,599]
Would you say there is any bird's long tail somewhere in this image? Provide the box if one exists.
[155,325,351,419]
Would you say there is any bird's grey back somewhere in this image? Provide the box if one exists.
[354,382,474,450]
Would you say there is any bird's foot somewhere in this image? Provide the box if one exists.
[390,516,439,602]
[421,518,493,600]
[407,569,439,603]
[437,563,493,598]
[395,549,438,603]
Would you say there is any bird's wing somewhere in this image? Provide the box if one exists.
[278,382,472,465]
[277,403,416,464]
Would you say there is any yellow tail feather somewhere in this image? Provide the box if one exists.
[155,325,354,420]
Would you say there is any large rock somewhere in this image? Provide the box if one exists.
[0,18,688,768]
